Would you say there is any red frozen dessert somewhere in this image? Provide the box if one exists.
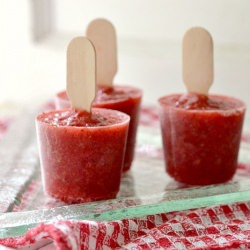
[36,108,130,203]
[158,93,245,185]
[55,85,142,171]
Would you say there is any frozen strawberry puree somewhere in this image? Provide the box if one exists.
[42,109,125,127]
[167,93,239,110]
[158,93,246,185]
[55,85,142,172]
[36,108,130,203]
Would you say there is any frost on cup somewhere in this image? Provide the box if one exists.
[55,85,142,172]
[158,93,245,185]
[36,108,130,203]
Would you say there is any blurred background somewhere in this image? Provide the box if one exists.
[1,0,250,120]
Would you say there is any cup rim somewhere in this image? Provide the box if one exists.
[158,93,246,114]
[56,84,142,105]
[36,107,130,129]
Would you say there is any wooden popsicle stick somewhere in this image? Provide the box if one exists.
[67,37,96,112]
[182,27,213,95]
[86,18,117,86]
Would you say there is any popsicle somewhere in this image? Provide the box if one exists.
[36,37,130,203]
[55,19,142,172]
[158,27,246,185]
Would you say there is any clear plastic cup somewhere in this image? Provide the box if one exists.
[158,93,246,185]
[36,108,130,203]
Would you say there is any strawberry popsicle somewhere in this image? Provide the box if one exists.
[158,93,245,185]
[55,85,142,171]
[36,108,130,203]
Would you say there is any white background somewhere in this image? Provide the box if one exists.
[1,0,250,121]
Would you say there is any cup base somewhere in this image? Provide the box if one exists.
[167,169,235,186]
[47,191,118,204]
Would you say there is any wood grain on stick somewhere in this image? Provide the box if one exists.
[67,37,96,112]
[86,18,117,86]
[182,27,213,94]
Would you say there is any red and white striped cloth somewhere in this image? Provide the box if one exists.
[1,202,250,249]
[1,106,250,249]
